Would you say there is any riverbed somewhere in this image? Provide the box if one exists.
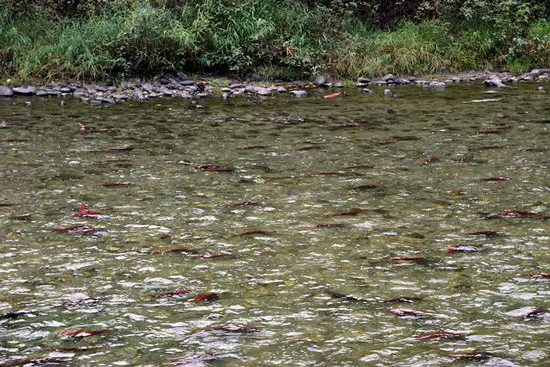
[1,83,549,366]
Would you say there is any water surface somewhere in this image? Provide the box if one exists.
[1,84,549,366]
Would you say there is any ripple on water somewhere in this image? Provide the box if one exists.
[1,85,549,365]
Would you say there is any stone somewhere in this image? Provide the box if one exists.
[256,87,272,96]
[0,86,13,96]
[13,86,37,95]
[528,68,550,76]
[176,71,188,80]
[196,92,210,98]
[185,86,199,93]
[383,89,393,95]
[362,88,374,94]
[100,98,116,104]
[537,86,547,93]
[382,74,396,83]
[245,85,257,93]
[355,83,367,88]
[158,87,173,96]
[141,83,154,92]
[431,82,447,89]
[220,87,231,93]
[60,86,72,93]
[484,76,505,88]
[276,86,287,93]
[358,77,370,83]
[36,90,48,97]
[133,89,145,99]
[290,90,308,97]
[180,80,196,86]
[334,82,344,88]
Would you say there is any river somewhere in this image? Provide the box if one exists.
[1,83,548,366]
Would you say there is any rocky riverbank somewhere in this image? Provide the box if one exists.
[1,69,549,104]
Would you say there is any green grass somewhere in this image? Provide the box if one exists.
[1,1,549,83]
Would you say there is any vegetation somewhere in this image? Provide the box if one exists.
[0,0,549,82]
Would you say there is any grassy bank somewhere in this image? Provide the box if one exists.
[1,1,549,83]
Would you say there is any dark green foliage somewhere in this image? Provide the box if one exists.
[0,0,549,81]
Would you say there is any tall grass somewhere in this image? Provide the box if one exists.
[1,1,549,82]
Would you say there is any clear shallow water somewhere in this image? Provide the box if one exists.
[0,84,549,366]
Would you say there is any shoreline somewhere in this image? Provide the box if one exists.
[1,69,549,104]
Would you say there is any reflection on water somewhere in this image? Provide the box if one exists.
[1,84,549,366]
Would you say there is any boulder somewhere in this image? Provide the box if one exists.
[382,74,396,83]
[0,86,14,96]
[13,86,37,95]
